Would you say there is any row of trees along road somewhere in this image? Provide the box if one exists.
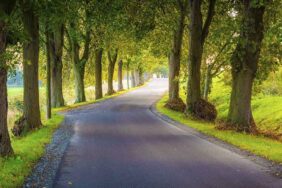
[163,0,281,133]
[1,0,281,157]
[0,0,159,157]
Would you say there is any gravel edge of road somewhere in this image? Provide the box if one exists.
[24,115,74,188]
[150,102,282,179]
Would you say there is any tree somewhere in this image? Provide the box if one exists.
[131,70,136,87]
[43,0,66,107]
[201,1,239,100]
[107,49,118,95]
[45,26,52,119]
[165,0,188,112]
[50,24,65,107]
[95,48,103,99]
[227,0,266,133]
[13,0,42,136]
[185,0,217,121]
[118,59,124,91]
[66,6,91,103]
[0,0,16,156]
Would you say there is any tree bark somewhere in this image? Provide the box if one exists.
[227,1,265,133]
[138,67,144,86]
[118,59,123,91]
[131,70,136,87]
[107,49,118,95]
[95,48,103,99]
[185,0,216,115]
[50,24,64,107]
[45,28,51,119]
[69,23,90,103]
[168,1,187,104]
[22,2,42,131]
[135,69,140,86]
[73,61,86,103]
[126,62,130,89]
[203,64,212,100]
[0,7,14,155]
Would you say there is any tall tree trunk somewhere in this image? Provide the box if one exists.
[71,34,86,103]
[135,69,140,86]
[185,0,216,117]
[203,64,212,100]
[73,62,86,103]
[131,70,136,87]
[95,48,103,99]
[138,67,144,86]
[227,1,265,133]
[68,9,90,103]
[166,1,187,111]
[45,28,51,119]
[50,24,64,107]
[118,60,123,91]
[0,15,13,156]
[107,49,118,95]
[126,62,130,89]
[21,2,42,131]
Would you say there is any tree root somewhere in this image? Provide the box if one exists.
[164,98,186,112]
[106,90,116,96]
[216,119,258,134]
[12,116,27,136]
[186,99,217,121]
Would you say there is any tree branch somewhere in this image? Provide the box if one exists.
[201,0,216,44]
[81,29,90,62]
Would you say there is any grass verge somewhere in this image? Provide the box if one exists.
[156,95,282,164]
[0,113,64,188]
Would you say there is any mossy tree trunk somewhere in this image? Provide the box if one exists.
[21,1,42,132]
[185,0,216,115]
[50,24,64,107]
[227,1,265,133]
[95,48,103,100]
[68,22,90,103]
[72,45,86,103]
[107,49,118,95]
[0,0,15,156]
[118,59,123,91]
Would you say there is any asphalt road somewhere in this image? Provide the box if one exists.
[54,79,282,188]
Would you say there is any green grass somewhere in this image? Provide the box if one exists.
[0,113,64,188]
[7,87,24,97]
[156,95,282,164]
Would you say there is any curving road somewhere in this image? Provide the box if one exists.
[54,79,282,188]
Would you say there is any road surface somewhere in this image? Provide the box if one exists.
[54,79,282,188]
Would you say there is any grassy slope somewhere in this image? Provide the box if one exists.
[157,95,282,164]
[209,79,282,138]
